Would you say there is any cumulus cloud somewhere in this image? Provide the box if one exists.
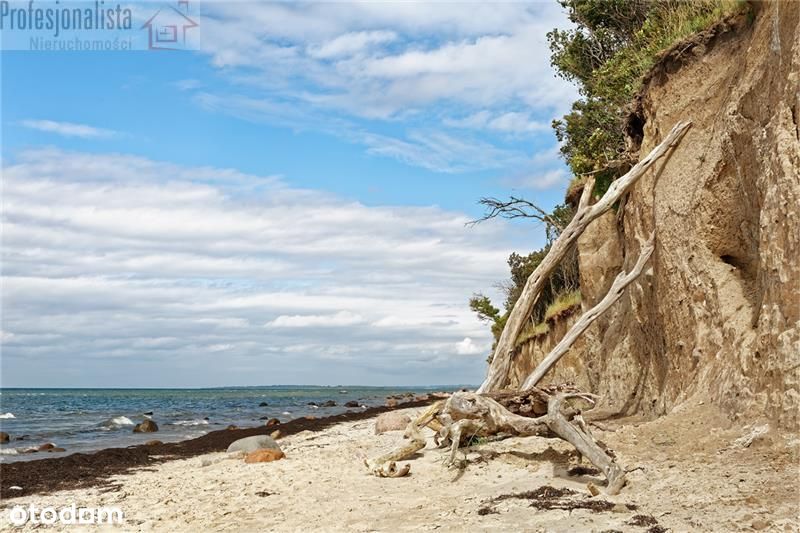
[1,148,520,386]
[455,337,486,356]
[20,120,118,139]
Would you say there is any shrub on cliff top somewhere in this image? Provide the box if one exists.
[550,0,748,199]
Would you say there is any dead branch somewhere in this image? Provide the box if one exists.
[469,196,565,231]
[520,236,655,389]
[478,120,691,393]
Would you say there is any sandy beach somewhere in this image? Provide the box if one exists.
[1,402,797,532]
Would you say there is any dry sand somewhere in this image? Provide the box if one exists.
[1,403,797,532]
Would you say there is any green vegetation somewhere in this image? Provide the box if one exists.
[550,0,748,198]
[544,290,583,322]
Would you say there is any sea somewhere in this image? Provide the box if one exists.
[0,386,456,463]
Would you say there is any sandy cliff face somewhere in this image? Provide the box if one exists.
[512,2,799,428]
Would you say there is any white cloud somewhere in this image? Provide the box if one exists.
[511,168,570,191]
[1,148,518,386]
[178,2,579,173]
[20,120,118,139]
[267,311,365,328]
[455,337,485,355]
[308,30,397,59]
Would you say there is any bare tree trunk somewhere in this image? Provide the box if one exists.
[520,236,655,389]
[478,121,691,393]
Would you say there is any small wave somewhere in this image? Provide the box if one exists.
[0,448,19,455]
[282,411,291,416]
[172,419,209,427]
[100,416,134,430]
[0,413,15,419]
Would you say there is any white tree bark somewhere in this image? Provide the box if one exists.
[478,121,691,393]
[520,237,655,389]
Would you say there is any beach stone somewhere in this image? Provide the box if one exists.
[37,443,56,451]
[143,411,154,416]
[386,399,398,408]
[133,420,159,433]
[270,430,282,440]
[305,416,317,420]
[307,401,318,406]
[375,412,411,434]
[264,418,280,427]
[0,432,9,443]
[227,435,282,454]
[259,402,269,407]
[322,400,336,407]
[226,425,239,430]
[244,449,285,463]
[144,440,163,446]
[344,401,360,408]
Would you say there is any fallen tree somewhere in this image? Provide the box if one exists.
[365,122,691,495]
[478,120,691,394]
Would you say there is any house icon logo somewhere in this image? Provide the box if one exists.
[141,1,198,51]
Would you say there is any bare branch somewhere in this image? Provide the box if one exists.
[469,196,565,231]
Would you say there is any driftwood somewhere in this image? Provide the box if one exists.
[478,121,691,393]
[520,236,655,389]
[366,388,627,494]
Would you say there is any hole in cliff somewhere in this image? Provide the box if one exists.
[625,109,646,149]
[720,254,746,270]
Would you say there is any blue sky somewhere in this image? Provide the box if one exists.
[1,1,577,387]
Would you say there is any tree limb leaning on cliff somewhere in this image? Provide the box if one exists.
[477,120,691,393]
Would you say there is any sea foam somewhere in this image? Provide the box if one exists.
[172,419,209,426]
[0,413,15,419]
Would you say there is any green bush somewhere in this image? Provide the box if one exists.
[549,0,748,199]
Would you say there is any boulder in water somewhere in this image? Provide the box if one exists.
[37,443,56,451]
[259,402,269,407]
[344,401,360,408]
[227,435,281,454]
[133,420,159,433]
[386,398,398,408]
[375,412,411,434]
[0,432,9,443]
[244,449,285,463]
[143,411,154,416]
[226,425,239,430]
[322,400,336,407]
[264,418,280,427]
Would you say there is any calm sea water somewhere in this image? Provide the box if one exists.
[0,386,453,462]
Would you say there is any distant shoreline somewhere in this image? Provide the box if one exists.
[0,396,440,500]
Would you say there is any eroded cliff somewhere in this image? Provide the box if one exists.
[511,2,799,429]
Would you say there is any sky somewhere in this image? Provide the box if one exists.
[0,0,578,388]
